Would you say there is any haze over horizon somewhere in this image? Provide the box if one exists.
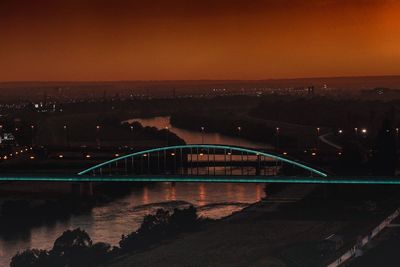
[1,0,400,81]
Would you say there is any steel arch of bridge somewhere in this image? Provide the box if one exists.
[78,144,328,177]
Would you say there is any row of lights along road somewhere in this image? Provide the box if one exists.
[1,147,32,160]
[6,125,388,161]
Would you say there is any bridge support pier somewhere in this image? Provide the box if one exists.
[71,182,93,197]
[255,155,261,176]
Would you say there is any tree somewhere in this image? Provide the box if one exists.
[170,205,199,231]
[50,228,93,267]
[10,249,49,267]
[52,228,92,253]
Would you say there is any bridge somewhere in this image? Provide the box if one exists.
[77,144,327,178]
[1,144,400,184]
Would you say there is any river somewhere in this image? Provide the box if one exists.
[0,116,270,266]
[123,116,272,149]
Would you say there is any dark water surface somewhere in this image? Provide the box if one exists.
[0,116,269,266]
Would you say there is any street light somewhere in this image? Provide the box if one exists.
[361,128,367,135]
[30,125,35,146]
[237,126,242,146]
[316,127,320,151]
[201,126,205,144]
[96,125,101,147]
[275,127,280,152]
[165,126,169,145]
[63,125,70,147]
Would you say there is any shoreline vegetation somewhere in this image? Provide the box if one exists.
[9,183,400,267]
[10,206,206,267]
[101,184,400,267]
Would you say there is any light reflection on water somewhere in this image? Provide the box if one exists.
[0,116,270,266]
[0,182,264,266]
[123,116,272,149]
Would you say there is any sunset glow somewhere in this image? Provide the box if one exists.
[1,0,400,81]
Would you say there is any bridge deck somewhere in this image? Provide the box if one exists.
[1,175,400,184]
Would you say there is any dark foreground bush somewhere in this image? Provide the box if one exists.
[11,206,201,267]
[120,205,201,252]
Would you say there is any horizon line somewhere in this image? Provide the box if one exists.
[1,74,400,84]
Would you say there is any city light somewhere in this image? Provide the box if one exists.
[361,128,367,134]
[29,156,35,160]
[85,154,91,158]
[338,129,343,134]
[58,155,64,159]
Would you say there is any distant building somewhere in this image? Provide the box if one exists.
[361,88,400,100]
[307,86,315,96]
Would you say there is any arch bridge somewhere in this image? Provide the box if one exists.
[78,144,328,181]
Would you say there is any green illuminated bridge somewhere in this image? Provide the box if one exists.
[1,144,400,184]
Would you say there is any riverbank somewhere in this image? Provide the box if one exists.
[348,215,400,266]
[1,182,263,266]
[105,184,400,267]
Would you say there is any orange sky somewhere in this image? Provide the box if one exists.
[0,0,399,81]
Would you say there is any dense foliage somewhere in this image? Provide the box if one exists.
[10,206,202,267]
